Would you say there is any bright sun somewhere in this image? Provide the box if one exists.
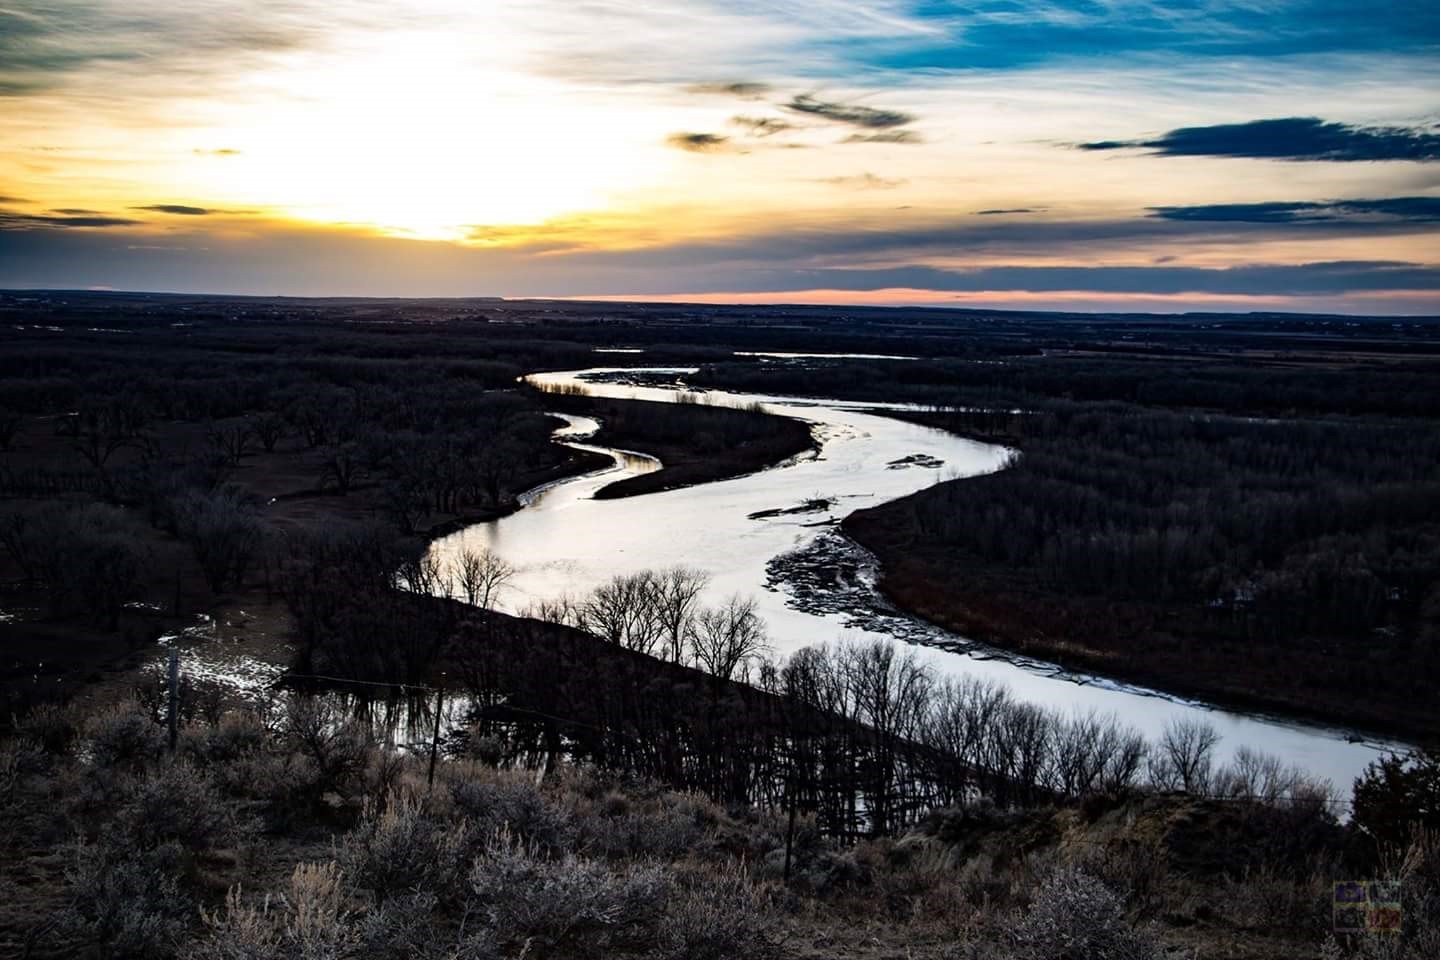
[181,31,675,241]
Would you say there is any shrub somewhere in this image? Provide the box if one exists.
[341,793,472,905]
[85,702,165,772]
[450,772,575,853]
[216,748,320,823]
[571,787,718,861]
[280,697,373,799]
[181,711,268,767]
[195,861,351,960]
[121,760,235,854]
[353,891,447,960]
[1013,867,1160,960]
[0,740,20,809]
[654,861,776,960]
[62,840,191,959]
[17,701,79,755]
[467,830,671,951]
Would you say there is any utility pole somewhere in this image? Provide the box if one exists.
[784,756,797,882]
[427,680,445,789]
[167,646,179,752]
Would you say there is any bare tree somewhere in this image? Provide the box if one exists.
[1098,724,1149,794]
[0,408,21,451]
[455,546,515,608]
[688,594,768,680]
[1213,745,1309,802]
[520,593,583,627]
[1046,709,1148,799]
[848,640,934,833]
[580,571,666,656]
[923,675,1012,801]
[174,487,265,594]
[207,423,252,467]
[396,552,450,597]
[1149,717,1221,793]
[62,398,149,497]
[318,443,365,495]
[248,412,288,452]
[654,566,709,663]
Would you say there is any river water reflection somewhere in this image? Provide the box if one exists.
[428,367,1401,795]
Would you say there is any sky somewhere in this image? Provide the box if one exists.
[1,0,1437,313]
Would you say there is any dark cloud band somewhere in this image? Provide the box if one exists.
[0,209,141,229]
[133,204,212,215]
[1082,117,1440,162]
[1151,197,1440,223]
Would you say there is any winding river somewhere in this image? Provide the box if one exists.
[428,366,1401,794]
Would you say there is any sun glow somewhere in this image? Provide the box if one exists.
[175,31,678,240]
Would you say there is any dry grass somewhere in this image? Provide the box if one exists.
[1,700,1422,960]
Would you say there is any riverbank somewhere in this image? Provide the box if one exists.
[0,415,613,721]
[543,392,815,499]
[0,387,809,719]
[844,408,1440,744]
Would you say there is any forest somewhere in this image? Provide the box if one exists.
[685,349,1440,738]
[1,291,1438,958]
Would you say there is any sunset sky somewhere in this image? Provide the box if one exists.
[1,1,1437,312]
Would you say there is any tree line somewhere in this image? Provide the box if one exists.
[278,533,1335,840]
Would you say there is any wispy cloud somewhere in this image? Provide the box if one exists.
[0,0,356,96]
[1082,117,1440,162]
[686,81,771,98]
[1150,197,1440,223]
[841,130,922,144]
[816,173,906,189]
[785,94,912,128]
[730,115,795,137]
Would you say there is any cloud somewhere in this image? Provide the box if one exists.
[841,130,922,145]
[1081,117,1440,162]
[817,173,906,189]
[730,115,794,137]
[765,261,1440,297]
[50,207,102,214]
[133,204,212,215]
[0,195,29,204]
[3,215,1437,309]
[665,132,732,153]
[1150,197,1440,224]
[0,209,141,229]
[686,81,770,98]
[0,1,333,97]
[853,1,1440,72]
[976,208,1039,215]
[785,94,912,129]
[193,148,241,156]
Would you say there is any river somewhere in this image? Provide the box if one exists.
[428,365,1401,795]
